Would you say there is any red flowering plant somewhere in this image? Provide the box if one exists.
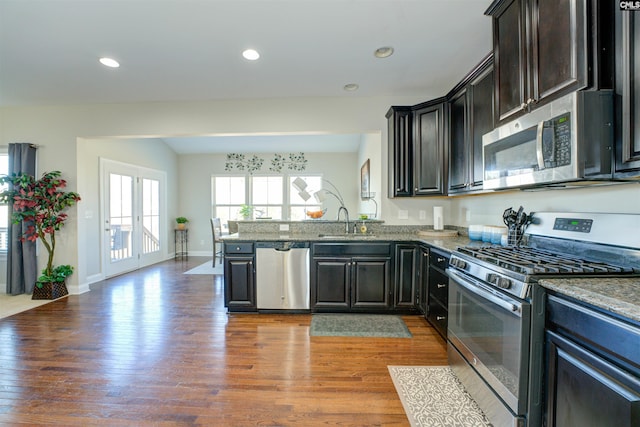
[0,171,81,288]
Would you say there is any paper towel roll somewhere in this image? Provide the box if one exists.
[433,206,444,230]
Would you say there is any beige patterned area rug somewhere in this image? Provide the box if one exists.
[388,366,492,427]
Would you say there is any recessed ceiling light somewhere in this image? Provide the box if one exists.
[99,57,120,68]
[374,46,394,58]
[242,49,260,61]
[343,83,359,91]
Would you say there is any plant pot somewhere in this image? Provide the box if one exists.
[177,223,186,230]
[32,281,68,300]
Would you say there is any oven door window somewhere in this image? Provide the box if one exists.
[448,271,531,413]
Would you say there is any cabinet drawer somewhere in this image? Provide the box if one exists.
[429,249,450,271]
[429,269,448,306]
[547,294,640,370]
[224,242,254,254]
[427,299,447,339]
[312,243,391,257]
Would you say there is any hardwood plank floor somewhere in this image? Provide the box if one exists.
[0,257,447,426]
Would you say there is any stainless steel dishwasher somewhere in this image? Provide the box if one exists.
[255,241,310,310]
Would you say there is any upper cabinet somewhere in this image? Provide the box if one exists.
[386,106,413,197]
[413,99,447,196]
[387,99,447,197]
[614,8,640,177]
[486,0,591,124]
[448,55,494,194]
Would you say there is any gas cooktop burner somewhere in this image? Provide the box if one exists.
[457,246,634,276]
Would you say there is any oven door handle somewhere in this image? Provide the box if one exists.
[447,269,523,317]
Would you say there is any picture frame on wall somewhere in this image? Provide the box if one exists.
[360,159,370,198]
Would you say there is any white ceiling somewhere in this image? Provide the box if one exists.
[0,0,493,153]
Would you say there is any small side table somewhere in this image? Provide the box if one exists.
[174,229,188,259]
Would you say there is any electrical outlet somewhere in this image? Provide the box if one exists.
[279,224,290,231]
[398,210,409,220]
[419,210,426,220]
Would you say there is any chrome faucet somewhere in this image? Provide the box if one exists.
[337,206,350,234]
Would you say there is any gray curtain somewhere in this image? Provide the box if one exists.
[6,143,37,295]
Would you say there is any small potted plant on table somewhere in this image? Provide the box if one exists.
[176,217,189,230]
[0,171,81,299]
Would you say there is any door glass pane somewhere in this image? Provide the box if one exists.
[110,173,133,262]
[142,178,160,254]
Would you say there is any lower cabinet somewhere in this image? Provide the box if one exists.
[311,243,392,312]
[417,245,429,316]
[394,243,419,311]
[427,247,450,338]
[545,293,640,427]
[223,242,256,312]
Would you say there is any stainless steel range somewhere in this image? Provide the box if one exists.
[446,212,640,427]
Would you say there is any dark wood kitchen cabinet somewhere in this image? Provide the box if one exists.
[417,245,429,316]
[412,99,447,195]
[223,242,256,312]
[486,0,590,124]
[386,106,413,197]
[614,8,640,177]
[426,247,450,339]
[387,99,446,197]
[311,243,391,312]
[394,243,418,310]
[545,293,640,427]
[448,55,494,194]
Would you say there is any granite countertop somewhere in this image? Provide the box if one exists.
[539,277,640,323]
[221,232,472,253]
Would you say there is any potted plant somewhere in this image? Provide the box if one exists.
[176,216,189,230]
[239,204,253,220]
[0,171,81,299]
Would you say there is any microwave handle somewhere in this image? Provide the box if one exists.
[536,121,545,170]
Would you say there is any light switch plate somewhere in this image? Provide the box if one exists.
[419,210,426,220]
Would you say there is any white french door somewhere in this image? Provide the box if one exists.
[101,159,166,277]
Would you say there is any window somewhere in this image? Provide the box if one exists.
[212,176,246,230]
[0,153,8,251]
[212,174,322,226]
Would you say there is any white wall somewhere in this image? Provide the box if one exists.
[177,151,358,255]
[1,94,638,294]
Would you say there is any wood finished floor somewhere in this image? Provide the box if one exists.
[0,256,447,426]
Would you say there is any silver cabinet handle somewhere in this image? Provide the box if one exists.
[437,283,446,289]
[436,316,446,321]
[437,257,446,262]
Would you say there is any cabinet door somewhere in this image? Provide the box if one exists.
[448,88,469,191]
[224,256,256,311]
[530,0,587,104]
[387,107,413,197]
[492,0,527,123]
[417,246,429,316]
[470,64,494,188]
[413,102,446,195]
[312,258,350,310]
[352,258,391,309]
[394,244,417,308]
[545,330,640,427]
[615,10,640,176]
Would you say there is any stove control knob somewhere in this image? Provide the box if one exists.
[451,258,467,270]
[486,273,498,284]
[496,277,512,289]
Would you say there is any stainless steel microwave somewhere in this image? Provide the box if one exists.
[482,91,614,190]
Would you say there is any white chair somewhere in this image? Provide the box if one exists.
[211,218,223,266]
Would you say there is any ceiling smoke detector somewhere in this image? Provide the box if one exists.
[374,46,394,58]
[343,83,359,91]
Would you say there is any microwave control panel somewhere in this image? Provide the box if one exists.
[541,113,571,169]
